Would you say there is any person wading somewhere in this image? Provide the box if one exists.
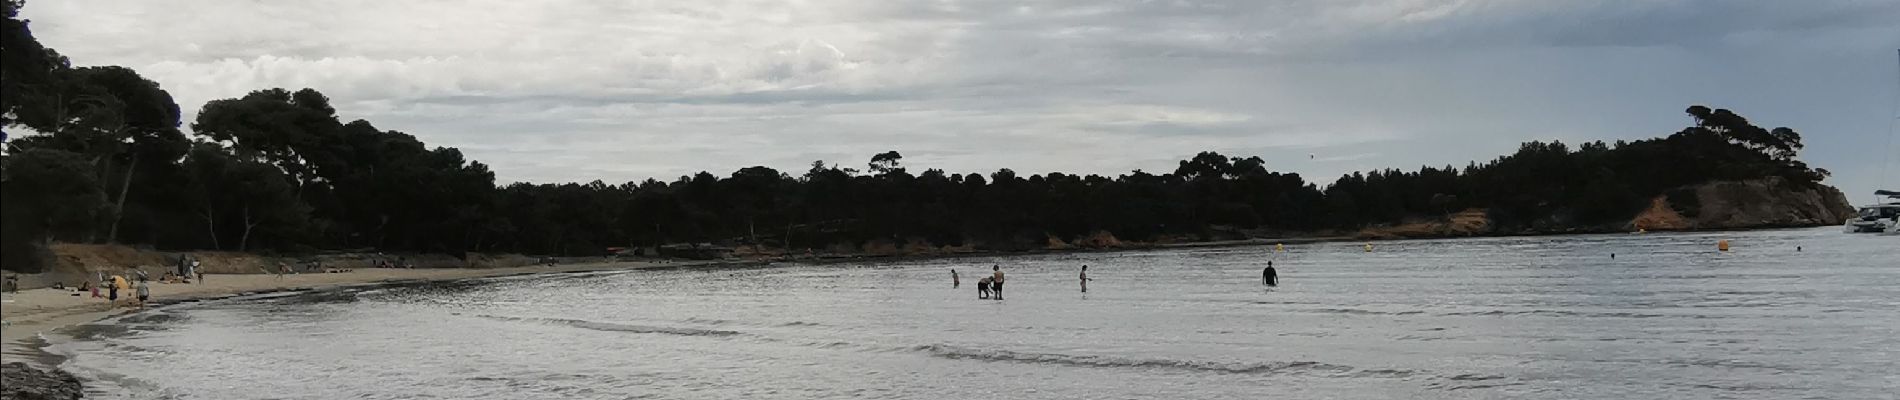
[135,280,151,309]
[1080,265,1093,293]
[991,265,1005,300]
[1263,261,1278,287]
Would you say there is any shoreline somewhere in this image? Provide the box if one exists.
[0,226,1832,378]
[0,226,1841,398]
[3,223,1824,345]
[0,259,757,370]
[784,223,1836,265]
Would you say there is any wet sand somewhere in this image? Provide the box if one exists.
[0,260,717,365]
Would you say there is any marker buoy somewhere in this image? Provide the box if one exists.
[1275,243,1286,253]
[1364,243,1373,252]
[1717,239,1730,252]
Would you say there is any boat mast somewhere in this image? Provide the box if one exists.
[1886,49,1899,204]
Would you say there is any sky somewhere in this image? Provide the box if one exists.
[20,0,1900,202]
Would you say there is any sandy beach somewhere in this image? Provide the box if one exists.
[0,260,718,365]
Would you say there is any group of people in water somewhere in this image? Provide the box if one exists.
[951,261,1280,300]
[951,265,1010,299]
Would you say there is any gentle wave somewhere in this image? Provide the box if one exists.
[682,317,734,325]
[1301,308,1426,316]
[912,344,1414,378]
[476,315,741,337]
[1438,309,1708,319]
[115,311,189,325]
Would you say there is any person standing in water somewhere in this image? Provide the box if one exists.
[135,280,151,309]
[991,265,1006,300]
[1079,265,1092,293]
[977,277,992,299]
[1263,261,1278,287]
[107,277,121,306]
[952,269,960,288]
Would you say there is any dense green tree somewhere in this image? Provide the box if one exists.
[0,0,1846,270]
[179,143,307,251]
[2,149,110,242]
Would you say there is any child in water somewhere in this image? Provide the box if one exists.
[977,277,992,299]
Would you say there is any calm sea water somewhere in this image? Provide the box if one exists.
[51,228,1900,399]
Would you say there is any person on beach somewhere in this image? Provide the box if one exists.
[135,280,151,309]
[1263,261,1278,287]
[952,269,960,288]
[192,259,204,283]
[977,277,992,299]
[107,278,120,305]
[991,265,1006,299]
[1080,265,1093,293]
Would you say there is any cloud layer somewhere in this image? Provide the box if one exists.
[22,0,1900,197]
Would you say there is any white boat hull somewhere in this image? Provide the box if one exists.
[1844,220,1895,233]
[1845,202,1900,234]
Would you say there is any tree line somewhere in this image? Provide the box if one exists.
[0,1,1828,271]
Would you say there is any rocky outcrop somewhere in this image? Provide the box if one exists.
[1,363,83,400]
[1629,197,1690,230]
[1633,177,1854,230]
[1071,230,1125,249]
[1357,209,1491,239]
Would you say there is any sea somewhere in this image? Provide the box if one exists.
[46,227,1900,399]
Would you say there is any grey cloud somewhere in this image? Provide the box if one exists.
[18,0,1896,197]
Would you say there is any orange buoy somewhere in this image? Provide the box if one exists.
[1717,239,1730,252]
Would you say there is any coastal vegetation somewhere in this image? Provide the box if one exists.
[0,1,1836,271]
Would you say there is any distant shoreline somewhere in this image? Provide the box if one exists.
[781,221,1846,265]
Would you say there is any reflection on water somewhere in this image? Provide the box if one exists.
[52,228,1900,399]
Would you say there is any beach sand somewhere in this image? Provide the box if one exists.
[0,260,715,365]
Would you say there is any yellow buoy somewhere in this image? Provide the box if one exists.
[1275,243,1286,253]
[1717,239,1730,252]
[1364,243,1374,252]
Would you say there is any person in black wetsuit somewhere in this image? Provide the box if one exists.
[1263,261,1278,287]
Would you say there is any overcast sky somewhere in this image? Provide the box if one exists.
[22,0,1900,200]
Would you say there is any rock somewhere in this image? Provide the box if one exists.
[1630,178,1853,231]
[1,362,84,400]
[1630,197,1691,230]
[1676,177,1855,229]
